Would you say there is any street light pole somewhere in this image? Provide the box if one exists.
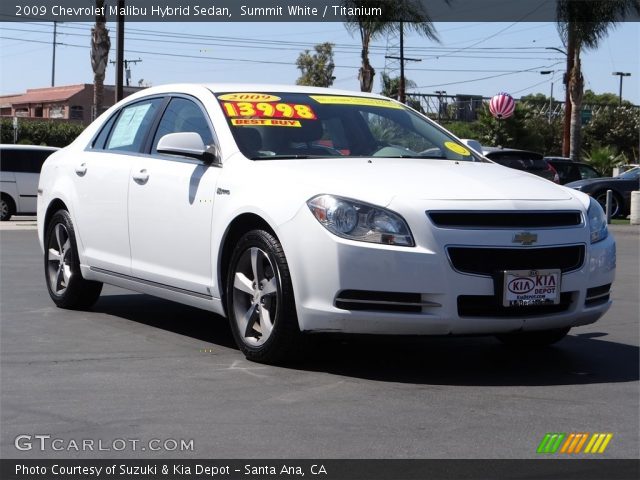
[612,72,631,106]
[540,70,554,124]
[546,46,571,157]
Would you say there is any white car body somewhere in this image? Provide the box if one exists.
[37,84,616,361]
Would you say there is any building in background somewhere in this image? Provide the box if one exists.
[0,84,143,126]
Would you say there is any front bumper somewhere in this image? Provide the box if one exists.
[279,201,616,335]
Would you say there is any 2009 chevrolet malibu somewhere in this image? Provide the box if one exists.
[37,84,616,363]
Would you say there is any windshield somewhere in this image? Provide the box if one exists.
[618,167,640,179]
[214,91,483,162]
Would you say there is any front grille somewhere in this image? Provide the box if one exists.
[334,290,440,313]
[458,293,574,317]
[428,211,582,229]
[448,245,585,276]
[585,284,611,307]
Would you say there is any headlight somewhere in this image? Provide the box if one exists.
[307,194,414,246]
[588,196,608,244]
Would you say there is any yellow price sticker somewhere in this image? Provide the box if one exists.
[218,93,281,102]
[444,141,471,156]
[309,95,403,109]
[231,119,301,127]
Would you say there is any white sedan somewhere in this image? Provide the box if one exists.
[37,84,616,363]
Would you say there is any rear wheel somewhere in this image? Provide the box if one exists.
[0,195,15,221]
[226,229,300,364]
[44,210,102,309]
[496,327,570,347]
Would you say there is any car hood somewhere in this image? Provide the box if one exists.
[566,177,622,188]
[259,158,574,206]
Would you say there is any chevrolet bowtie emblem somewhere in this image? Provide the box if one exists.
[513,232,538,245]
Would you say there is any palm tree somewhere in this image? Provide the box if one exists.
[556,0,639,161]
[343,0,443,93]
[91,0,111,119]
[380,72,416,99]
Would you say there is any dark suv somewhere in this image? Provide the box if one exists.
[544,157,601,185]
[483,148,559,183]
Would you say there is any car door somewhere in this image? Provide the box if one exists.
[127,95,221,296]
[72,97,164,274]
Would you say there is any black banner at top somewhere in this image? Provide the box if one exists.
[2,0,640,22]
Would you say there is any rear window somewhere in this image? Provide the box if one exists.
[0,148,55,173]
[486,151,546,170]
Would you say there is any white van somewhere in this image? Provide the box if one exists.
[0,145,59,221]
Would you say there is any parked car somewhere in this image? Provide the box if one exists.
[0,144,59,221]
[544,157,601,185]
[566,167,640,217]
[461,138,483,155]
[483,148,560,183]
[37,84,615,363]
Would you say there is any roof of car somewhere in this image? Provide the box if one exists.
[121,83,396,103]
[482,148,544,158]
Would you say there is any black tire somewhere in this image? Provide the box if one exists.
[44,209,103,309]
[496,327,570,347]
[0,195,15,221]
[226,229,300,364]
[594,190,622,218]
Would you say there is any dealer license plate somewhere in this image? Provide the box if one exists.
[502,269,561,307]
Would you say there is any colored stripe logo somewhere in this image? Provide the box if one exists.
[537,433,613,454]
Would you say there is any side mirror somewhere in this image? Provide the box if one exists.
[157,132,221,164]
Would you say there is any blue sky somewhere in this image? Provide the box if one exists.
[0,21,638,104]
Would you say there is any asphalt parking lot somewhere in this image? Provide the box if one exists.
[1,222,638,459]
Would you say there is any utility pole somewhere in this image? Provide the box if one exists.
[612,72,631,106]
[111,58,142,86]
[51,21,57,87]
[435,90,446,122]
[115,0,125,102]
[384,21,421,104]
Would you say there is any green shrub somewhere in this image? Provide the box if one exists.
[0,119,85,147]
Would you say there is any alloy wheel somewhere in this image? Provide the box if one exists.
[47,223,73,295]
[231,247,280,346]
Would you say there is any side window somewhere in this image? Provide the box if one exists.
[0,150,20,171]
[105,98,162,152]
[152,97,213,154]
[578,165,600,179]
[92,112,118,150]
[0,150,52,173]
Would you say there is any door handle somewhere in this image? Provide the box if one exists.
[74,163,87,176]
[132,169,149,184]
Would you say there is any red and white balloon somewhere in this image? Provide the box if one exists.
[489,92,516,119]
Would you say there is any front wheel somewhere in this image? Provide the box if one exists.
[226,229,300,364]
[44,210,102,309]
[496,327,570,347]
